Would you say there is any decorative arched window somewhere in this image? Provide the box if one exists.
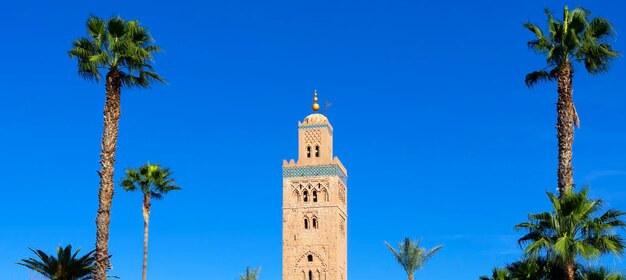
[315,145,320,157]
[304,218,309,229]
[313,190,318,202]
[313,218,318,229]
[309,270,313,280]
[303,191,308,202]
[306,146,311,158]
[307,254,313,262]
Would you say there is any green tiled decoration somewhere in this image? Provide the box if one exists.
[283,164,347,185]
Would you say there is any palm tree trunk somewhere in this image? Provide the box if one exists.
[142,194,151,280]
[93,68,121,280]
[408,273,414,280]
[556,60,574,196]
[563,261,575,280]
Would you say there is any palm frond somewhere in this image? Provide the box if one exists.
[584,17,615,41]
[525,69,557,87]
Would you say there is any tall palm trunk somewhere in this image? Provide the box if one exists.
[93,68,121,280]
[408,273,414,280]
[556,60,574,196]
[142,194,151,280]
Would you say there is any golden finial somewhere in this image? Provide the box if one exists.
[312,90,320,112]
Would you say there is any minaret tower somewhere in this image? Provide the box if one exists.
[282,91,348,280]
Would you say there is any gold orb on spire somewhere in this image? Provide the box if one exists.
[312,90,320,112]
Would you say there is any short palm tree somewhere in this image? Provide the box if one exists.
[120,163,180,280]
[479,267,512,280]
[240,266,260,280]
[505,257,558,280]
[18,245,94,280]
[581,267,624,280]
[524,6,619,195]
[69,15,165,280]
[384,238,442,280]
[515,187,625,280]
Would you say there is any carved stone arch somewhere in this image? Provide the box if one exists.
[319,187,329,202]
[291,188,299,202]
[314,142,321,157]
[291,183,301,193]
[311,214,319,229]
[294,250,327,268]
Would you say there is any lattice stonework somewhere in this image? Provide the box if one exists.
[304,129,322,144]
[283,165,347,185]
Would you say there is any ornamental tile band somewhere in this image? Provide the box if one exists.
[283,164,347,185]
[298,123,333,133]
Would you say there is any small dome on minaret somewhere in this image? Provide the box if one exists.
[303,113,328,124]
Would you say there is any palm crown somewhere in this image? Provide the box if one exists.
[68,16,165,88]
[240,267,260,280]
[120,163,180,198]
[515,187,625,265]
[18,245,95,280]
[385,238,442,279]
[524,6,619,87]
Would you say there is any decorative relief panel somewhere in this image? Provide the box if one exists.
[304,129,322,144]
[338,181,346,205]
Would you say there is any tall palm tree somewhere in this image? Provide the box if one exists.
[120,163,180,280]
[384,238,442,280]
[68,16,165,280]
[18,245,95,280]
[479,267,512,280]
[524,6,619,195]
[515,187,625,280]
[239,266,260,280]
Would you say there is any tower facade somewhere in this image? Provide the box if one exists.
[282,91,348,280]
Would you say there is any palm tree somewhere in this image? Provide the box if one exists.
[18,245,95,280]
[505,257,559,280]
[68,16,165,280]
[479,267,512,280]
[384,238,442,280]
[239,266,260,280]
[581,267,624,280]
[120,163,180,280]
[515,187,625,280]
[523,6,619,195]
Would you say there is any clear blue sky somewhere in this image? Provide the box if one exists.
[1,0,625,279]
